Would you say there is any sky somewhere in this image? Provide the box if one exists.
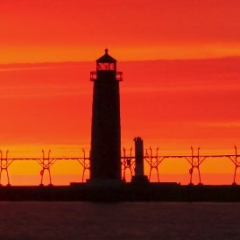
[1,0,240,62]
[0,0,240,185]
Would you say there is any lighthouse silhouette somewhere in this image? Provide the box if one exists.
[89,49,123,185]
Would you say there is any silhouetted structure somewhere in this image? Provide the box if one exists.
[131,137,149,184]
[89,49,123,185]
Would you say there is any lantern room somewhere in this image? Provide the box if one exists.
[96,48,116,71]
[90,49,122,81]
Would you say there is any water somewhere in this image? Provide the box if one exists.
[0,202,240,240]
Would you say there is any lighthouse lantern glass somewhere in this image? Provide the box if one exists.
[97,62,115,71]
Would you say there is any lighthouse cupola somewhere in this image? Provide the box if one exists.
[97,48,116,70]
[90,49,122,81]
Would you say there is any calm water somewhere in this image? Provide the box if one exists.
[0,202,239,240]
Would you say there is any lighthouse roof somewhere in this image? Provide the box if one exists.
[96,49,116,63]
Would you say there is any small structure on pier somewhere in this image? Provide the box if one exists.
[131,137,149,184]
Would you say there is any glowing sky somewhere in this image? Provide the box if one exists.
[0,0,240,63]
[0,0,240,185]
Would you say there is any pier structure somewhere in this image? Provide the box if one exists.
[77,149,90,182]
[0,150,90,186]
[228,146,240,185]
[0,150,12,186]
[0,146,240,186]
[121,148,134,181]
[185,147,207,185]
[145,147,165,182]
[38,150,55,186]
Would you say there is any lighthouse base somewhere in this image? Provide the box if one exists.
[86,178,124,187]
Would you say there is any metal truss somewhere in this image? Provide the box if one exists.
[142,147,240,185]
[77,149,90,182]
[185,147,207,185]
[1,146,240,186]
[121,148,134,181]
[228,146,240,185]
[0,150,89,186]
[0,150,13,186]
[37,150,56,186]
[145,148,165,182]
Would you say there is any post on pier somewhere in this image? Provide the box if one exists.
[131,137,149,184]
[185,147,206,185]
[229,146,240,185]
[37,149,56,186]
[0,150,13,186]
[121,148,134,182]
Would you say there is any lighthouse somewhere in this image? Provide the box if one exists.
[89,49,123,185]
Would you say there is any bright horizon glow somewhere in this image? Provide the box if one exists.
[1,44,240,64]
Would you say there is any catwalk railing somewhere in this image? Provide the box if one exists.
[0,147,240,186]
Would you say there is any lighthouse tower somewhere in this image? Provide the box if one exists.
[89,49,123,185]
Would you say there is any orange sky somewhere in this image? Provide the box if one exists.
[0,0,240,62]
[0,0,240,185]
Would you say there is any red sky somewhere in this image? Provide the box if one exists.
[0,0,240,62]
[0,0,240,185]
